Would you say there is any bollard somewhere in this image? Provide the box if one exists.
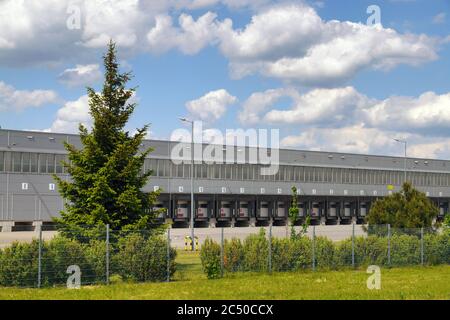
[194,236,199,251]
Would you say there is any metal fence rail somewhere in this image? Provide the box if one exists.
[0,224,448,288]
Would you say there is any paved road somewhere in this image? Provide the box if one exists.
[0,225,366,249]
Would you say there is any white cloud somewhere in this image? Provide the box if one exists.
[47,95,91,133]
[432,12,446,24]
[47,91,139,133]
[360,92,450,135]
[281,125,396,155]
[0,81,59,111]
[239,88,300,125]
[186,89,237,122]
[281,125,450,159]
[0,0,171,66]
[263,87,370,126]
[241,86,450,158]
[58,64,102,87]
[216,4,439,86]
[0,1,442,87]
[147,12,219,55]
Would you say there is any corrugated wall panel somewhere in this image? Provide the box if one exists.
[11,194,36,221]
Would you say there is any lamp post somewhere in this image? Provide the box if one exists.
[179,117,195,251]
[393,138,407,183]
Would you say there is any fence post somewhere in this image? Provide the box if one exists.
[220,227,224,278]
[106,224,110,285]
[167,227,171,282]
[351,222,355,268]
[387,224,391,267]
[420,227,424,266]
[268,223,272,274]
[312,225,316,272]
[38,225,42,288]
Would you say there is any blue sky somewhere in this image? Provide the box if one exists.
[0,0,450,158]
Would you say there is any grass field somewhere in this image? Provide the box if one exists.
[0,251,449,300]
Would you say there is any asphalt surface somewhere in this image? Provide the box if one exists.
[0,225,366,249]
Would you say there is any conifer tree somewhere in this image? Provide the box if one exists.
[367,181,438,228]
[54,41,161,233]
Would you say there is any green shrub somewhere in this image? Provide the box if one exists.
[114,233,176,282]
[314,236,335,269]
[290,236,313,270]
[42,236,93,286]
[424,232,450,265]
[242,229,268,272]
[223,238,244,272]
[200,238,221,279]
[390,234,420,266]
[84,239,108,283]
[334,238,353,268]
[0,240,40,287]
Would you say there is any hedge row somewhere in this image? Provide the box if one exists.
[0,234,176,287]
[200,229,450,279]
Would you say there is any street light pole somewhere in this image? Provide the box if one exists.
[394,139,407,183]
[179,117,195,251]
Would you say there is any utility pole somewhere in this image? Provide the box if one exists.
[179,117,195,251]
[394,138,407,183]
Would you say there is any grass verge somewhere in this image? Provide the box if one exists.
[0,251,448,300]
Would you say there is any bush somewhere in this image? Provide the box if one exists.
[424,232,450,265]
[0,233,177,287]
[200,238,221,279]
[44,236,97,286]
[314,236,335,269]
[242,229,268,272]
[0,240,40,287]
[271,237,312,271]
[390,234,420,266]
[223,238,244,272]
[114,233,176,282]
[200,229,450,279]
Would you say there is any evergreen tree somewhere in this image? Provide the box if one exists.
[367,181,439,228]
[54,41,161,233]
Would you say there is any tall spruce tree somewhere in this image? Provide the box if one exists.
[54,41,160,232]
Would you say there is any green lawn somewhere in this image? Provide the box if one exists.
[0,251,449,300]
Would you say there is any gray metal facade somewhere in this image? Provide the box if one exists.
[0,128,449,226]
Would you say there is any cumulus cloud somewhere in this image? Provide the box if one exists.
[46,91,139,133]
[0,1,443,87]
[58,64,102,87]
[239,88,301,124]
[147,12,219,55]
[360,92,450,135]
[216,4,439,86]
[0,81,59,111]
[186,89,237,122]
[242,86,450,158]
[0,0,172,66]
[281,125,450,159]
[47,95,91,133]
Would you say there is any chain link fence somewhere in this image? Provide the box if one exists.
[0,224,448,287]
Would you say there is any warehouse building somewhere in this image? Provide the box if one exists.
[0,128,448,231]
